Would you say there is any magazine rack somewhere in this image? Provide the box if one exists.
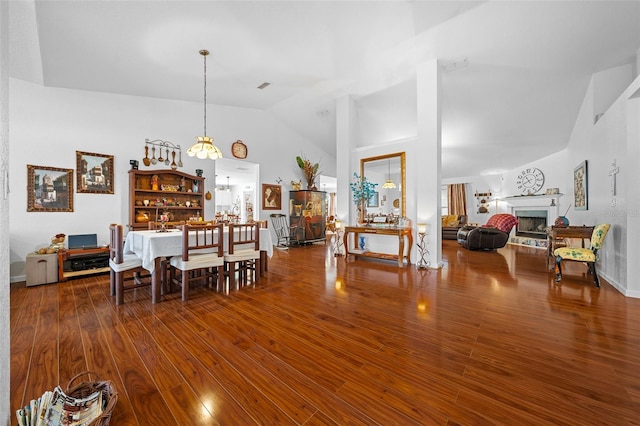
[15,371,117,426]
[64,371,118,425]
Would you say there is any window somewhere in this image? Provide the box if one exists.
[441,185,448,216]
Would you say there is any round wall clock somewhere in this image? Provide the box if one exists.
[516,167,545,194]
[231,140,248,159]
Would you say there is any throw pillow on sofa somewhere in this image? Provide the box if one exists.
[482,214,518,233]
[442,215,459,227]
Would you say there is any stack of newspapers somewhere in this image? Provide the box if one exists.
[16,385,104,426]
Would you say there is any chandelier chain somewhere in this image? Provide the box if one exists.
[202,49,208,136]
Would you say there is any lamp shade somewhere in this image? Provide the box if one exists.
[417,223,427,234]
[187,136,223,159]
[382,179,396,189]
[187,50,223,160]
[382,159,396,189]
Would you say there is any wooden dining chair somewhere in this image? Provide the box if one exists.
[257,220,269,274]
[109,223,150,305]
[168,223,225,301]
[224,223,261,290]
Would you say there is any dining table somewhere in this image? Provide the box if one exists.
[123,227,273,303]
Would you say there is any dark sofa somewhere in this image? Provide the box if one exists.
[457,214,518,250]
[442,215,467,240]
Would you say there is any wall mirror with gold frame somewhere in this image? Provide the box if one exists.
[360,152,406,223]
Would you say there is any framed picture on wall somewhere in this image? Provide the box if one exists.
[262,184,281,210]
[76,151,114,194]
[27,165,74,212]
[573,160,588,211]
[368,191,379,208]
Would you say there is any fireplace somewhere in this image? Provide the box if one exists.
[514,210,547,238]
[505,195,560,247]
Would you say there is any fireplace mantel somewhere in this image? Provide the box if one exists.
[504,194,563,202]
[504,194,562,209]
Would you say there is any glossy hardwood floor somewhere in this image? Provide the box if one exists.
[10,239,640,425]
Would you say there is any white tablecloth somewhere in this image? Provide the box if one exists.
[124,228,273,273]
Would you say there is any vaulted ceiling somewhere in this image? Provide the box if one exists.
[9,1,640,178]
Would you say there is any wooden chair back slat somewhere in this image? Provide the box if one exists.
[109,223,124,264]
[181,223,224,261]
[228,223,260,255]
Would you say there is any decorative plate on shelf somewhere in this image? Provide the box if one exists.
[393,199,400,208]
[160,184,180,192]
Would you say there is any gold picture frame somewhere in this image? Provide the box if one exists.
[262,184,282,210]
[76,151,114,194]
[27,165,74,212]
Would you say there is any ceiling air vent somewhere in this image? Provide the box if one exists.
[257,82,271,90]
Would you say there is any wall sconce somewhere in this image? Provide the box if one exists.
[417,223,430,269]
[333,220,344,256]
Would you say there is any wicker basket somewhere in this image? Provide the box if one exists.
[63,371,118,426]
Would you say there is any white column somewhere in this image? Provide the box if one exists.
[416,60,442,267]
[0,0,11,421]
[336,95,356,225]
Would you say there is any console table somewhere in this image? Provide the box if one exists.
[546,225,594,270]
[57,247,110,281]
[343,226,413,267]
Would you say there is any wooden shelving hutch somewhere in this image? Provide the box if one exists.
[129,169,205,230]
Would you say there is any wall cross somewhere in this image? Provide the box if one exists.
[609,159,620,196]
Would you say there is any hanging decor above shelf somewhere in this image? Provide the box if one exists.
[143,139,182,170]
[475,191,492,214]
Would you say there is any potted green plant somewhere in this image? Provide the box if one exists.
[349,172,378,222]
[296,155,321,190]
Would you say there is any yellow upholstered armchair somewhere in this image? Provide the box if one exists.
[554,224,610,287]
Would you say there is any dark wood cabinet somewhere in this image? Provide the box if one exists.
[289,190,326,244]
[129,169,205,230]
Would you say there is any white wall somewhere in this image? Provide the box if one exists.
[500,150,571,216]
[563,66,640,297]
[443,64,640,297]
[0,0,11,421]
[494,64,639,296]
[9,78,335,282]
[442,174,502,224]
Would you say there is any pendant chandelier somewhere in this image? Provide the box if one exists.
[186,49,223,160]
[382,159,396,189]
[215,175,231,192]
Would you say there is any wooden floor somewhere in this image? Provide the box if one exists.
[10,240,640,425]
